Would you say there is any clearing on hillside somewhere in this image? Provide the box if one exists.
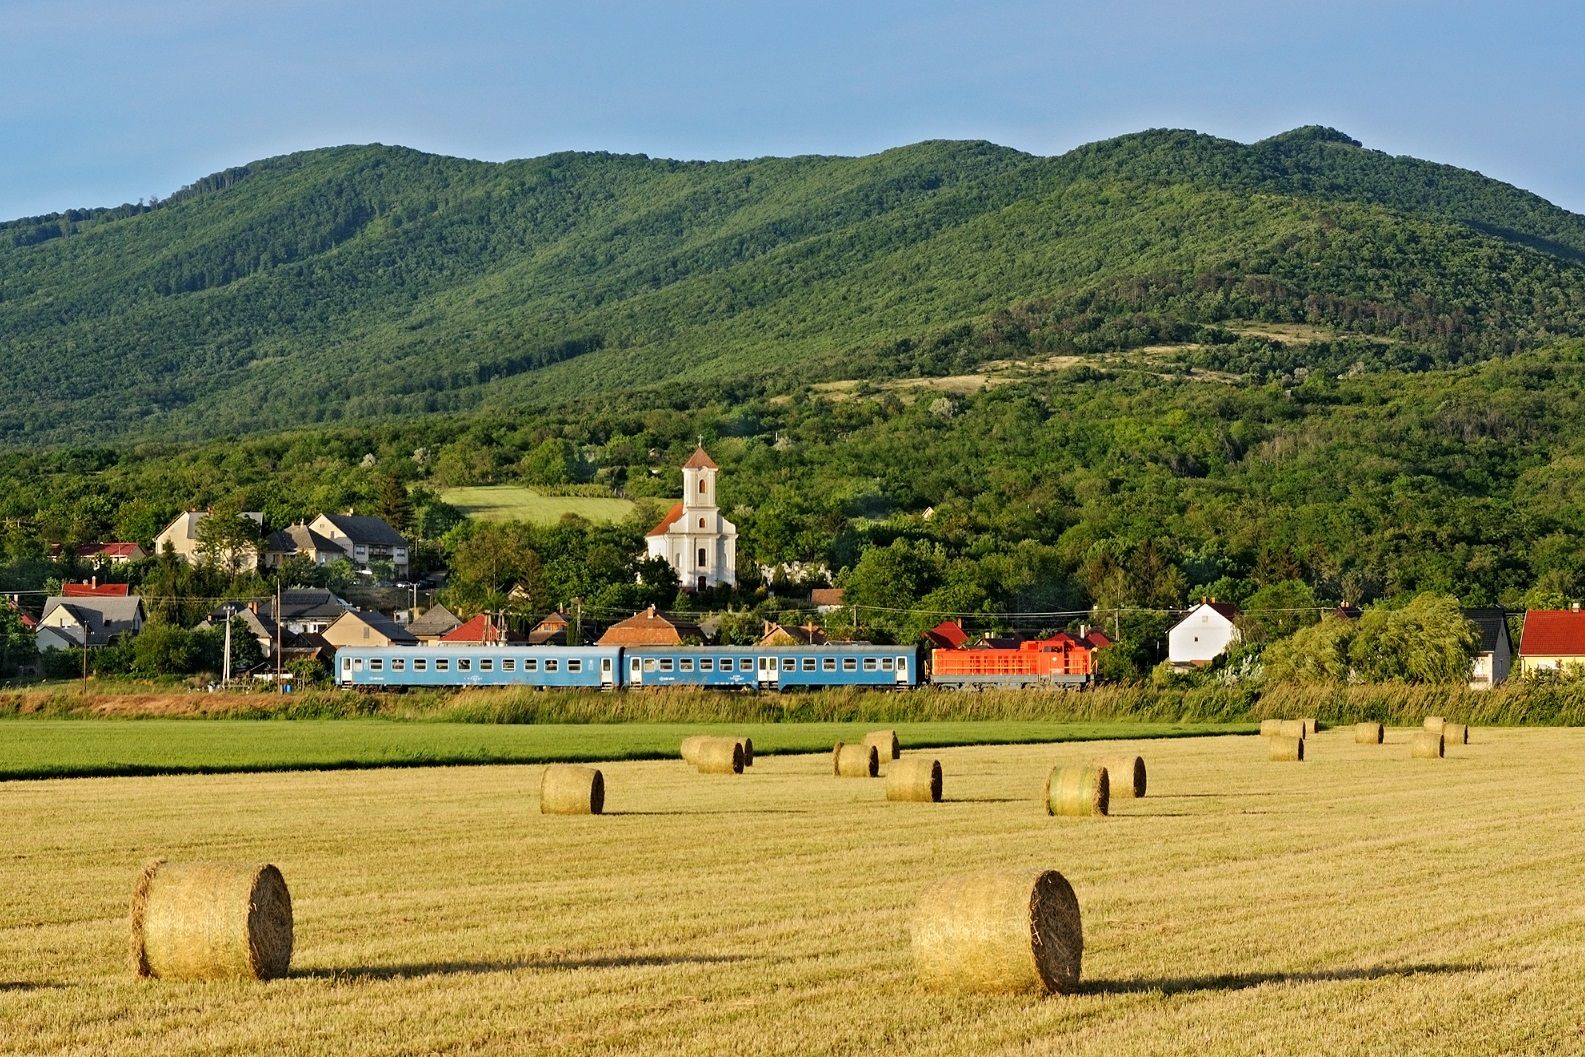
[439,485,636,525]
[2,728,1581,1055]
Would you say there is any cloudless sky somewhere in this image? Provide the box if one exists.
[4,0,1585,220]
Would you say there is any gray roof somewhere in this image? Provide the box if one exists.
[406,603,463,637]
[1464,607,1511,655]
[318,513,406,547]
[43,595,144,626]
[269,589,350,621]
[264,524,342,555]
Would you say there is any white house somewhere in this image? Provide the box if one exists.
[37,595,146,650]
[645,447,738,591]
[1168,600,1242,668]
[307,513,409,577]
[154,510,264,570]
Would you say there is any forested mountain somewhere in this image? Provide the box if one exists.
[5,127,1585,444]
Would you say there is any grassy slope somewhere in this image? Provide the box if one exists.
[1,728,1580,1055]
[438,485,636,524]
[7,129,1585,443]
[0,718,1237,779]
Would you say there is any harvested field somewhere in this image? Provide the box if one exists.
[2,727,1583,1055]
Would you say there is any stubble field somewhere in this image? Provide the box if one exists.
[3,726,1583,1056]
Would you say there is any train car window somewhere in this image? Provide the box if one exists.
[370,659,384,671]
[863,658,878,671]
[843,657,857,671]
[524,658,539,672]
[630,657,640,673]
[546,659,559,672]
[481,659,494,672]
[644,658,658,673]
[699,657,713,672]
[569,659,582,673]
[353,658,365,671]
[680,658,694,672]
[392,659,405,672]
[739,658,753,672]
[435,660,450,672]
[660,658,674,672]
[781,657,795,671]
[502,659,515,672]
[822,658,836,672]
[458,659,471,672]
[881,657,894,670]
[801,657,815,671]
[898,657,909,673]
[414,659,427,671]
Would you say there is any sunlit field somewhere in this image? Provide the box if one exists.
[3,727,1583,1056]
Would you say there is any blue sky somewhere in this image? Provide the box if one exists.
[4,0,1584,219]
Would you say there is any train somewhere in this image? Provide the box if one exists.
[335,632,1096,691]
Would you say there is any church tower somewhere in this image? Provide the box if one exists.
[644,446,738,590]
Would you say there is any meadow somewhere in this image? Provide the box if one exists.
[437,485,636,524]
[0,718,1233,779]
[3,726,1582,1055]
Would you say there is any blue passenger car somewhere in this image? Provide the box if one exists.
[624,645,919,690]
[338,645,622,689]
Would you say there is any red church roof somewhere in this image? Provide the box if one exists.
[682,446,718,470]
[645,501,685,538]
[1519,610,1585,657]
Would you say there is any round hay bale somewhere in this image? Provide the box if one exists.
[1442,722,1468,746]
[1269,736,1304,762]
[1411,731,1444,759]
[886,758,942,802]
[1259,719,1284,737]
[540,765,604,815]
[1090,754,1145,798]
[833,741,879,778]
[911,868,1083,994]
[129,859,293,981]
[680,735,712,764]
[1423,716,1445,733]
[1044,765,1108,816]
[1301,717,1319,736]
[863,729,901,762]
[1276,719,1307,739]
[1354,722,1384,744]
[696,739,744,774]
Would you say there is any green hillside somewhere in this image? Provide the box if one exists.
[5,127,1585,444]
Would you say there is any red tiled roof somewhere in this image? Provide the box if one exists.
[597,606,702,646]
[62,582,132,597]
[1082,629,1113,649]
[682,446,718,470]
[645,501,685,538]
[440,614,523,644]
[75,542,142,559]
[922,620,969,650]
[809,588,845,607]
[1519,610,1585,656]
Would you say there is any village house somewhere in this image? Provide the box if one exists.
[597,605,704,647]
[527,611,571,646]
[308,513,409,577]
[265,589,351,636]
[809,588,846,614]
[1167,599,1242,668]
[322,610,418,650]
[1516,608,1585,675]
[757,620,829,647]
[644,447,738,591]
[404,603,463,644]
[154,510,264,570]
[1464,607,1513,689]
[199,603,276,658]
[439,614,525,645]
[36,594,146,650]
[74,542,146,566]
[262,523,344,570]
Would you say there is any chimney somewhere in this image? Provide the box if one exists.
[1081,623,1090,639]
[1573,602,1581,613]
[90,576,97,589]
[248,601,259,615]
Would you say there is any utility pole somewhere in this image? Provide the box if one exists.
[275,581,283,689]
[222,607,233,687]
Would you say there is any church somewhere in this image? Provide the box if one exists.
[645,446,738,591]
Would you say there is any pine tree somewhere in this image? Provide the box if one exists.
[377,474,413,535]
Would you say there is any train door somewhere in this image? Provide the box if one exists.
[628,655,642,687]
[757,655,778,689]
[896,654,910,685]
[601,656,615,689]
[341,656,354,684]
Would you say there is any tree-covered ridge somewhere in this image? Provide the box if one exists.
[4,128,1585,443]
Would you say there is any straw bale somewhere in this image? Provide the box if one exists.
[1044,765,1108,816]
[680,735,711,764]
[1090,754,1146,798]
[1276,719,1307,739]
[129,859,293,981]
[886,758,942,802]
[1442,722,1468,746]
[1269,736,1304,762]
[696,739,744,774]
[1259,719,1284,737]
[833,741,879,778]
[1301,717,1319,736]
[1411,731,1444,759]
[911,869,1083,994]
[863,729,901,762]
[1354,722,1384,744]
[540,765,604,815]
[1423,716,1445,733]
